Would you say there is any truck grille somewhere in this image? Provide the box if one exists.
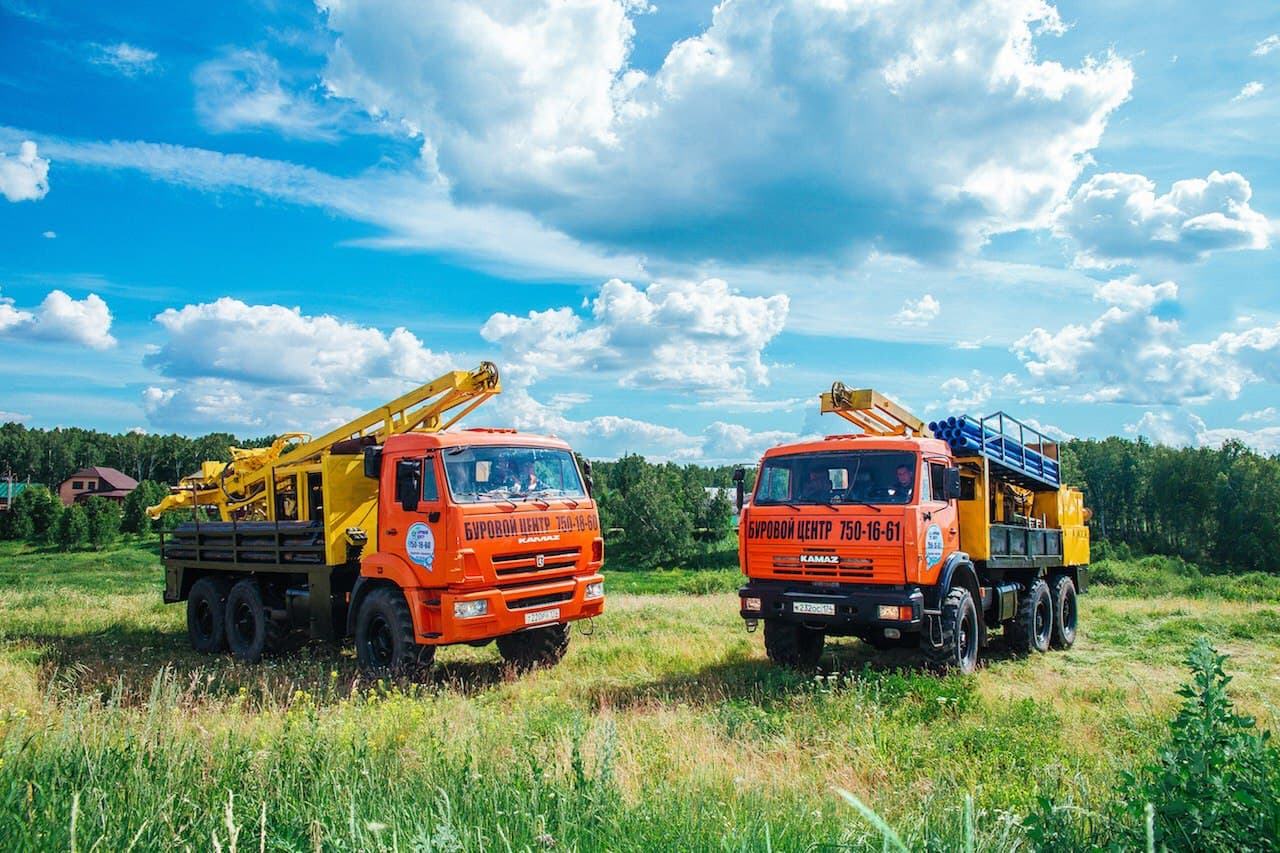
[771,553,875,580]
[492,547,580,577]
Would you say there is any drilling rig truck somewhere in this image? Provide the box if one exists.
[148,362,605,677]
[734,385,1088,674]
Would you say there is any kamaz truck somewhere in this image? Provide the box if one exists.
[149,362,605,677]
[734,384,1088,674]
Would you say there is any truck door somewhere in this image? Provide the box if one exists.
[919,458,960,584]
[386,453,447,587]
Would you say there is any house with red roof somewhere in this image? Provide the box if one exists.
[58,467,139,506]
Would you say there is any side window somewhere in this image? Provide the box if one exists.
[761,467,791,501]
[929,462,946,502]
[422,459,440,502]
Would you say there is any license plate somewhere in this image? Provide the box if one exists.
[524,608,561,626]
[793,601,835,616]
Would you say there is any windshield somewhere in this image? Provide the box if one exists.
[755,450,918,506]
[443,445,587,503]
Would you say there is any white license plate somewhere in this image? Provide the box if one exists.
[524,607,561,626]
[793,601,835,616]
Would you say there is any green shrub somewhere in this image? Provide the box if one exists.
[56,504,89,551]
[1125,638,1280,850]
[84,496,121,550]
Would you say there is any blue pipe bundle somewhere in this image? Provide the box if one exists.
[927,414,1060,487]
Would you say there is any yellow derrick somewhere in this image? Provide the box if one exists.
[147,362,502,522]
[820,383,932,437]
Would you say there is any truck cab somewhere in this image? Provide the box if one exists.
[355,429,605,669]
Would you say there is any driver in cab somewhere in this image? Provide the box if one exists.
[799,468,832,502]
[887,464,914,502]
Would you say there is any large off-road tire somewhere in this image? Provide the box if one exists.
[496,623,571,671]
[224,578,283,663]
[1049,574,1078,650]
[1006,578,1052,654]
[763,619,825,669]
[922,586,980,674]
[355,587,436,679]
[187,576,232,653]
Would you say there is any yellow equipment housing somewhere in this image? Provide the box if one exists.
[148,362,501,566]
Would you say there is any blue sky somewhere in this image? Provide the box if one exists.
[1,0,1278,462]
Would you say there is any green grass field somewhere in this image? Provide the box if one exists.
[1,541,1278,850]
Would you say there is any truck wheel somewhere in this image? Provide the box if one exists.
[923,586,980,675]
[1049,575,1078,649]
[355,587,435,679]
[1006,578,1052,654]
[224,578,282,663]
[763,619,824,669]
[496,623,571,671]
[187,576,232,653]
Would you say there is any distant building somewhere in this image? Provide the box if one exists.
[58,467,139,506]
[0,481,42,512]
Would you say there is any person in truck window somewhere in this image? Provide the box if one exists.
[799,468,832,502]
[515,459,543,492]
[887,464,914,502]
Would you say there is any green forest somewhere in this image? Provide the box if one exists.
[1,421,1277,572]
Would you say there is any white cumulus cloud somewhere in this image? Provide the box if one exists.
[0,141,49,202]
[893,294,941,327]
[1054,170,1272,267]
[1125,410,1280,456]
[1014,280,1280,405]
[1254,35,1280,56]
[319,0,1132,263]
[1233,81,1264,102]
[481,278,789,391]
[0,288,115,349]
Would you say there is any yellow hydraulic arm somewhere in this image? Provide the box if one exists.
[148,362,502,519]
[820,382,932,438]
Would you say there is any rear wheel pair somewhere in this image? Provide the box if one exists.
[186,576,284,662]
[1006,576,1077,653]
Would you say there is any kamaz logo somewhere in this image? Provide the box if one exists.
[800,554,840,565]
[536,554,545,568]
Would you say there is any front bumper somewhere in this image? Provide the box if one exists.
[739,580,924,636]
[407,573,605,645]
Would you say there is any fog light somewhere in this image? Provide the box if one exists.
[453,600,488,619]
[884,628,901,639]
[585,581,604,600]
[743,597,762,612]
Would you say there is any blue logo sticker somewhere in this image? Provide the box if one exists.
[925,524,945,567]
[405,522,435,570]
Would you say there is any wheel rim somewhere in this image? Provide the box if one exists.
[958,606,978,670]
[194,599,214,639]
[366,615,395,667]
[1061,590,1077,642]
[232,601,256,644]
[1035,596,1051,645]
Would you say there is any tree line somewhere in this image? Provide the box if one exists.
[3,420,1278,572]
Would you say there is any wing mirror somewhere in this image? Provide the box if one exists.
[944,466,962,500]
[732,466,746,512]
[395,458,421,512]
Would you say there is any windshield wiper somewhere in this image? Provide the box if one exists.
[842,498,883,513]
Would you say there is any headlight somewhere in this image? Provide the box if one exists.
[743,597,762,612]
[585,581,604,600]
[878,605,913,621]
[454,600,489,619]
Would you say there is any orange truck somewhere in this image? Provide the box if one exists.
[150,363,605,676]
[733,385,1088,674]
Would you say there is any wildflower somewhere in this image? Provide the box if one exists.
[535,833,556,848]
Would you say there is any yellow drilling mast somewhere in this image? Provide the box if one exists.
[148,362,501,523]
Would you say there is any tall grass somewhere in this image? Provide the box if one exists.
[1,542,1278,849]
